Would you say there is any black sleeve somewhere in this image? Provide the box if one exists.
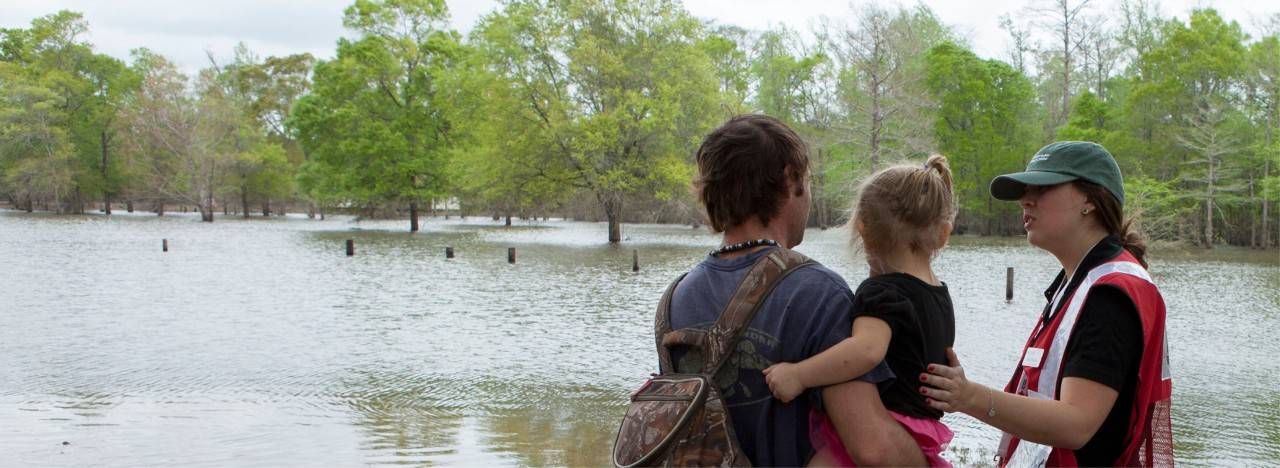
[849,279,914,337]
[1062,286,1143,391]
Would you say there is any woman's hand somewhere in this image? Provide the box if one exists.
[919,348,981,414]
[762,362,805,403]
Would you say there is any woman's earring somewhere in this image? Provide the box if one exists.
[1081,209,1090,215]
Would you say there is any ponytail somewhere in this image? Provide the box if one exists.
[1119,217,1149,269]
[925,154,953,193]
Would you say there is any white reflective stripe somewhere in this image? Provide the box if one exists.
[1004,389,1064,467]
[1035,261,1151,400]
[1006,439,1052,467]
[1162,331,1172,380]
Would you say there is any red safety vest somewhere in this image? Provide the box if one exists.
[997,250,1174,467]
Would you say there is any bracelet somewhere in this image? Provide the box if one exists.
[986,388,997,418]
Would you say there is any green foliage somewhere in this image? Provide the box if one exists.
[1127,175,1196,241]
[469,0,720,241]
[291,0,460,228]
[2,3,1277,247]
[925,42,1039,234]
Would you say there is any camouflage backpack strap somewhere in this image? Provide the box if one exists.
[655,273,688,375]
[702,247,814,376]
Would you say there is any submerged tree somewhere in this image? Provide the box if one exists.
[291,0,460,232]
[472,0,720,243]
[119,49,241,222]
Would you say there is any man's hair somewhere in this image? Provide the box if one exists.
[693,115,809,233]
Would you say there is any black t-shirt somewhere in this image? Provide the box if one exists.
[1039,236,1145,465]
[849,273,955,420]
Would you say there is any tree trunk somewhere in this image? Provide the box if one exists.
[307,201,316,219]
[156,202,165,216]
[262,199,271,217]
[601,193,623,244]
[409,201,419,232]
[101,131,112,215]
[1204,162,1214,249]
[505,214,512,226]
[126,200,133,212]
[201,191,215,223]
[869,96,881,172]
[1263,157,1272,249]
[1264,111,1273,249]
[241,187,250,218]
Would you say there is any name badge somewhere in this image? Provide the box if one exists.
[1022,347,1045,368]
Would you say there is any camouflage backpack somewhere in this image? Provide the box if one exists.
[612,248,814,468]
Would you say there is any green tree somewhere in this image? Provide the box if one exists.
[71,53,140,215]
[445,43,572,224]
[208,44,311,217]
[820,3,953,172]
[0,11,92,212]
[472,0,720,243]
[118,49,240,222]
[0,72,74,212]
[291,0,460,232]
[926,42,1040,235]
[702,25,753,116]
[1135,9,1249,247]
[1246,35,1280,248]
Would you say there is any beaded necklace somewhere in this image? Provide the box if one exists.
[710,239,779,257]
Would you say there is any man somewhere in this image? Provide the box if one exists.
[668,114,926,466]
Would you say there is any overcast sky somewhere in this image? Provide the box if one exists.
[1,0,1275,74]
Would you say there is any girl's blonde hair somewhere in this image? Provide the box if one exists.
[849,154,957,256]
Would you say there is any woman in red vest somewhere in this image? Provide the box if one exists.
[920,141,1173,467]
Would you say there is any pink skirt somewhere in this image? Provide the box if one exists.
[810,409,953,467]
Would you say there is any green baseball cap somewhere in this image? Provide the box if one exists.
[990,141,1125,205]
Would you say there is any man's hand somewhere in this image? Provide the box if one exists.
[762,362,806,403]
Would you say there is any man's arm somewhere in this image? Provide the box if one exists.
[764,317,891,402]
[822,380,926,467]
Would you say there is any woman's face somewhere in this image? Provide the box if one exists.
[1019,183,1091,251]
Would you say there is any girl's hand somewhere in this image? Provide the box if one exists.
[919,348,980,413]
[762,362,805,403]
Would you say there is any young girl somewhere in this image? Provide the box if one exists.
[763,154,957,467]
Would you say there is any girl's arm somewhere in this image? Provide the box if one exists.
[920,349,1117,449]
[762,316,891,403]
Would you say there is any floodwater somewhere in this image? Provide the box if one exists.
[1,211,1276,466]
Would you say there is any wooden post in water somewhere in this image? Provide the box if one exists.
[162,239,168,252]
[508,247,516,264]
[632,249,639,272]
[346,239,355,256]
[446,246,454,259]
[1006,267,1014,301]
